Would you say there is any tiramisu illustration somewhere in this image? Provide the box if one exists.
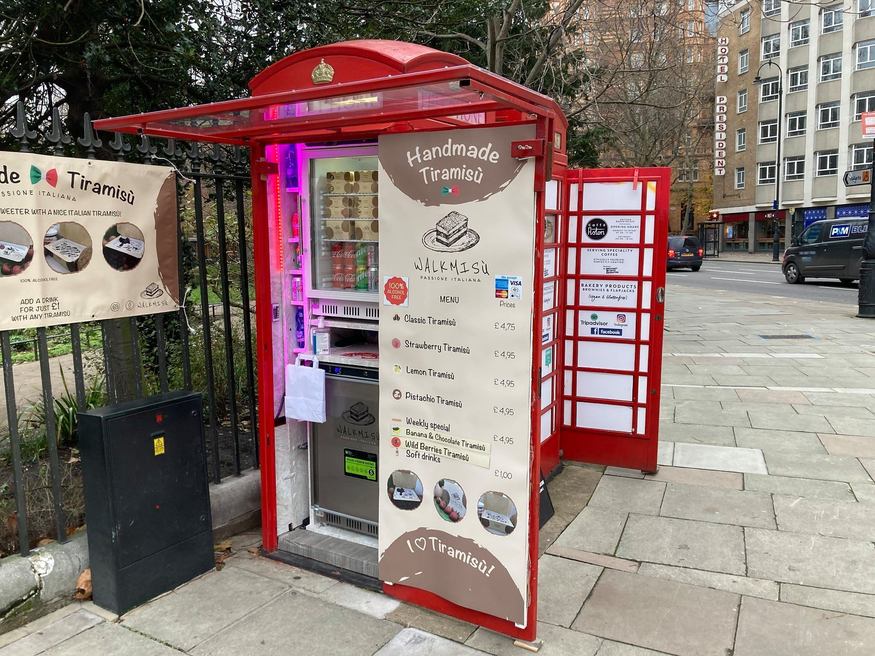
[342,401,376,426]
[422,211,480,252]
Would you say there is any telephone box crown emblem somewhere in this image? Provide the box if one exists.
[311,58,334,84]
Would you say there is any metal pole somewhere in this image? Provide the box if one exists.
[773,71,783,262]
[857,136,875,317]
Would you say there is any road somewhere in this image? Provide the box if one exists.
[667,258,860,305]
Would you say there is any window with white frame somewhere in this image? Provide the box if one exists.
[788,66,808,92]
[822,5,843,33]
[787,112,807,136]
[855,91,875,120]
[790,20,809,47]
[739,49,749,74]
[762,34,780,59]
[852,143,874,169]
[736,167,746,189]
[816,151,838,175]
[763,0,781,16]
[785,157,805,181]
[760,78,779,102]
[820,53,842,81]
[759,120,779,143]
[678,166,700,182]
[817,102,840,128]
[860,0,874,18]
[738,88,748,112]
[737,128,746,151]
[758,161,777,184]
[740,8,751,34]
[687,0,695,10]
[856,40,875,70]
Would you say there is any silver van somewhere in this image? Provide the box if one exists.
[782,218,866,284]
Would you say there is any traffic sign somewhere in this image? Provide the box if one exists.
[863,112,875,137]
[843,168,873,187]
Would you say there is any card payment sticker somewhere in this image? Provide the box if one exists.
[495,275,522,300]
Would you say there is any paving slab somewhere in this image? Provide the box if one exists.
[747,409,833,433]
[586,477,665,515]
[658,422,736,446]
[638,562,778,600]
[573,569,739,656]
[670,387,740,401]
[384,604,477,644]
[0,606,82,651]
[37,623,180,656]
[318,582,400,619]
[745,527,875,594]
[536,554,602,627]
[780,584,875,619]
[660,482,775,528]
[793,404,875,418]
[803,392,875,408]
[595,641,673,656]
[763,451,873,483]
[553,507,627,555]
[545,546,639,573]
[672,442,767,474]
[733,427,827,454]
[734,596,875,656]
[226,553,340,593]
[657,441,673,466]
[643,465,743,489]
[743,473,855,502]
[735,388,811,404]
[616,514,746,575]
[374,628,487,656]
[0,609,103,656]
[819,434,875,457]
[122,566,289,651]
[674,404,750,427]
[191,590,399,656]
[852,482,875,503]
[466,622,602,656]
[603,467,644,478]
[863,458,875,481]
[827,415,875,437]
[773,495,875,541]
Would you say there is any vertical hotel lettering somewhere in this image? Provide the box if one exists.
[714,37,729,177]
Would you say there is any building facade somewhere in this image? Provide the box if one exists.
[712,0,874,251]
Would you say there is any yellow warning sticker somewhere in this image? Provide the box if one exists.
[153,436,165,456]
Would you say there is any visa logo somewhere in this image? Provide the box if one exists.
[830,224,850,238]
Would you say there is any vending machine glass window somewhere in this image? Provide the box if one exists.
[308,154,379,296]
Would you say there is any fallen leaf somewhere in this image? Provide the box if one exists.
[36,538,55,547]
[214,540,232,552]
[73,568,92,600]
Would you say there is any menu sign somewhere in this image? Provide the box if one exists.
[378,126,536,625]
[0,152,179,330]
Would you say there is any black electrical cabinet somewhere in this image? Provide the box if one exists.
[79,391,214,614]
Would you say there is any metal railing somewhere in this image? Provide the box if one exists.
[1,101,258,558]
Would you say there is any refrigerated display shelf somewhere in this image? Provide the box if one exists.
[319,217,379,221]
[323,239,378,243]
[322,192,378,197]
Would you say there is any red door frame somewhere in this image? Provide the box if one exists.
[558,168,670,473]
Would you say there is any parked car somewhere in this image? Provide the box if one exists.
[782,218,865,284]
[667,235,703,271]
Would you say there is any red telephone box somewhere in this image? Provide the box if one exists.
[95,40,667,642]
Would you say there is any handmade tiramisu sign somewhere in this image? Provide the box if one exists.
[378,126,536,625]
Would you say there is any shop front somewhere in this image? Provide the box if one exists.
[95,40,669,642]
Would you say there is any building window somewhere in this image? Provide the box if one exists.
[854,92,875,120]
[789,20,810,47]
[816,151,838,175]
[739,49,749,74]
[758,161,777,185]
[759,120,779,143]
[737,128,746,151]
[788,66,808,92]
[762,34,781,60]
[738,88,748,112]
[740,8,751,34]
[817,102,840,129]
[822,5,843,33]
[735,167,746,189]
[787,112,807,136]
[678,166,700,183]
[860,0,874,19]
[820,54,843,81]
[785,157,805,181]
[687,0,695,10]
[760,78,779,102]
[851,143,874,169]
[856,40,875,70]
[763,0,781,16]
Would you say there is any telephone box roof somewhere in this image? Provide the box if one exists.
[93,40,567,147]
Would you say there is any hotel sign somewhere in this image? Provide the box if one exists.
[714,37,729,176]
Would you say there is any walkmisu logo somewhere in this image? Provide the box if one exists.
[30,165,58,187]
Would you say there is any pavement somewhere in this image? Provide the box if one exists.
[3,279,875,655]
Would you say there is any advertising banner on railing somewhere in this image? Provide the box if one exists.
[377,125,535,625]
[0,152,179,330]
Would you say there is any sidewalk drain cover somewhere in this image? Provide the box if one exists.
[759,334,814,339]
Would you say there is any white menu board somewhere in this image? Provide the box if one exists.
[377,125,536,625]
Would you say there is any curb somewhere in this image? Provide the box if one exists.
[0,469,261,626]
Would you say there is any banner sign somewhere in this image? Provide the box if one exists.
[0,152,179,330]
[378,125,536,625]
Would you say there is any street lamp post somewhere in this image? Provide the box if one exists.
[754,60,783,262]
